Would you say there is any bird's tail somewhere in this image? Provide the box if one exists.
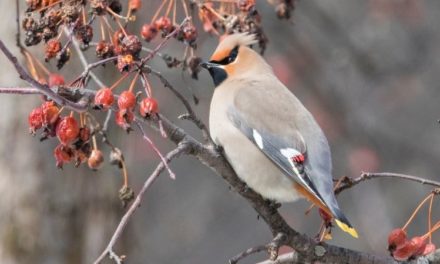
[330,206,358,238]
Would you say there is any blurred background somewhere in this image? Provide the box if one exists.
[1,0,440,263]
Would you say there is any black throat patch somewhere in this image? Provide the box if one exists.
[208,67,228,87]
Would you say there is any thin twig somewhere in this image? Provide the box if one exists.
[134,119,177,179]
[93,143,190,264]
[335,172,440,194]
[0,40,89,112]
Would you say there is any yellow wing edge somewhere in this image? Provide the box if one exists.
[335,219,359,238]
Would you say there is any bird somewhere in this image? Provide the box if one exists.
[200,33,358,238]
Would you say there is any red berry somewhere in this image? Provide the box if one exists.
[94,87,114,109]
[139,97,158,117]
[154,16,173,33]
[392,240,418,261]
[54,144,73,168]
[411,236,427,256]
[388,228,407,252]
[41,101,60,126]
[45,39,61,61]
[48,73,65,87]
[88,149,104,170]
[423,243,436,256]
[121,35,142,56]
[115,110,134,131]
[141,24,158,42]
[237,0,255,12]
[56,116,80,145]
[129,0,142,11]
[118,90,136,110]
[28,107,43,134]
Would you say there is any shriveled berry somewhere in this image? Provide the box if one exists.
[115,110,134,131]
[41,101,60,126]
[28,107,43,134]
[182,25,197,43]
[96,41,114,58]
[48,73,65,87]
[75,25,94,46]
[139,97,158,117]
[54,144,73,168]
[45,39,62,61]
[109,0,123,14]
[117,54,134,72]
[79,127,91,142]
[94,87,114,109]
[121,35,142,57]
[118,91,136,110]
[56,116,80,145]
[141,24,158,42]
[128,0,142,11]
[388,228,407,252]
[88,149,104,170]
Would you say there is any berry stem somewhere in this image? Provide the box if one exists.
[99,17,106,41]
[203,4,226,21]
[92,135,98,150]
[151,0,169,24]
[181,0,190,19]
[428,194,434,243]
[165,0,175,18]
[402,193,434,231]
[109,72,130,90]
[106,7,130,22]
[173,0,177,25]
[128,72,139,93]
[121,160,129,188]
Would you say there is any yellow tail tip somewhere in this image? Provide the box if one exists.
[335,219,359,238]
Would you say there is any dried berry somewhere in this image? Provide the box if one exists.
[115,110,134,131]
[118,91,136,110]
[109,1,123,14]
[56,116,80,145]
[139,97,158,117]
[54,144,73,168]
[117,54,134,72]
[91,0,109,15]
[182,25,197,45]
[75,25,94,46]
[94,87,114,109]
[88,149,104,170]
[95,41,114,58]
[28,107,43,134]
[56,48,71,69]
[121,35,142,57]
[79,127,91,142]
[109,147,124,167]
[41,101,60,126]
[45,39,61,61]
[119,185,135,207]
[388,228,407,252]
[141,24,158,42]
[48,73,65,87]
[186,56,202,79]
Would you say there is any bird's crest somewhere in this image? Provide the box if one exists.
[210,33,257,62]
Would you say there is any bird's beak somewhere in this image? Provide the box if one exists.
[200,61,220,70]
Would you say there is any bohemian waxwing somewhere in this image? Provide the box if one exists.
[201,33,358,238]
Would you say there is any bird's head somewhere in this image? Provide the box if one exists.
[201,33,262,87]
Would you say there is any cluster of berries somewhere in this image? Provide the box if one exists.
[388,228,436,261]
[94,87,158,132]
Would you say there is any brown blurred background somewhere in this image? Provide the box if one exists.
[1,0,440,263]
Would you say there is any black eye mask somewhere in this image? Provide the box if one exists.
[210,46,239,65]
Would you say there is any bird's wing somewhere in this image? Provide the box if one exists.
[227,106,326,207]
